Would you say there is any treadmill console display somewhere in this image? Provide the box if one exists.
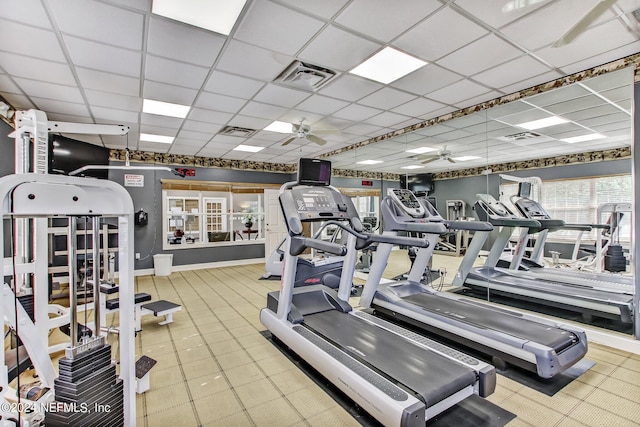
[291,187,346,220]
[388,188,425,218]
[515,198,551,220]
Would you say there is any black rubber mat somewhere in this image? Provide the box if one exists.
[260,330,515,427]
[497,358,595,396]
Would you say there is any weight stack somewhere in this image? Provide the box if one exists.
[604,244,626,273]
[45,344,124,426]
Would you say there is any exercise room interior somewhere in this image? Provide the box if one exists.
[1,1,640,426]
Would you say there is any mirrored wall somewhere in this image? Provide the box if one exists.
[328,66,635,337]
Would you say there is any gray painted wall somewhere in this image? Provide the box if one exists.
[1,120,13,177]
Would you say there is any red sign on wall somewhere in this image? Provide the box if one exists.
[361,180,373,187]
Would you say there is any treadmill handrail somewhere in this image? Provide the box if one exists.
[319,220,430,250]
[445,220,493,232]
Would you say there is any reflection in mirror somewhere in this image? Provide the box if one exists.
[328,67,634,337]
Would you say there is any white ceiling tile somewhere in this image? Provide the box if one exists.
[500,0,611,51]
[456,90,502,109]
[525,85,591,107]
[391,97,447,117]
[0,74,22,94]
[85,89,141,111]
[239,101,288,120]
[106,0,149,12]
[343,122,385,136]
[90,106,139,123]
[0,20,66,62]
[226,115,272,130]
[391,64,463,96]
[177,129,212,141]
[335,0,440,42]
[437,34,525,76]
[298,25,382,72]
[0,93,34,110]
[318,74,383,102]
[187,108,233,124]
[234,1,324,55]
[543,96,608,116]
[141,113,183,128]
[204,71,265,99]
[296,94,350,115]
[217,39,294,81]
[13,78,83,103]
[358,87,417,110]
[65,36,141,77]
[182,120,223,134]
[499,70,564,96]
[394,6,488,61]
[471,55,553,89]
[145,55,209,89]
[139,124,178,136]
[276,0,349,19]
[170,144,205,155]
[0,52,75,85]
[28,97,89,117]
[143,81,198,105]
[419,106,456,120]
[0,0,52,28]
[427,79,491,106]
[454,0,551,29]
[332,103,383,121]
[137,141,170,153]
[556,41,640,76]
[363,111,412,128]
[535,21,639,70]
[76,67,140,97]
[147,16,225,68]
[253,84,311,107]
[195,92,247,113]
[49,0,143,50]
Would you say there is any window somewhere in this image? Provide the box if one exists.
[500,174,632,242]
[162,187,266,249]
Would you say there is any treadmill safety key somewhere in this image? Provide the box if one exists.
[141,300,182,325]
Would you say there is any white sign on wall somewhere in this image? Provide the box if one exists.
[124,174,144,187]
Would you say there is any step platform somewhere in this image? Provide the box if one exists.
[141,300,182,326]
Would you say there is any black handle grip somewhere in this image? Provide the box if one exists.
[364,234,430,248]
[289,236,347,256]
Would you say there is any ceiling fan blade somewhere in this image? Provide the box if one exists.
[421,157,438,164]
[447,158,456,164]
[552,0,616,48]
[307,134,327,145]
[291,123,301,132]
[281,136,296,146]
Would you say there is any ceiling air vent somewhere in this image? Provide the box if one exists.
[274,61,337,91]
[496,131,541,142]
[218,126,258,138]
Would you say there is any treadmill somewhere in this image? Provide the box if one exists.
[360,189,588,378]
[509,195,634,291]
[454,195,634,324]
[260,159,495,427]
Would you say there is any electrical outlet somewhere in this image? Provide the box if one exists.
[135,253,141,260]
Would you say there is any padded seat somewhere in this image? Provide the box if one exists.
[105,292,152,310]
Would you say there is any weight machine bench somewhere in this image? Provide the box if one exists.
[99,282,182,331]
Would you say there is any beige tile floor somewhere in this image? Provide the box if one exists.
[130,254,640,427]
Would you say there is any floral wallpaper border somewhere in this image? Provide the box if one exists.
[110,53,639,181]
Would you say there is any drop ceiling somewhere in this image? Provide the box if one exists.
[0,0,638,173]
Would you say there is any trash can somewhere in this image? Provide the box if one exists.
[153,254,173,276]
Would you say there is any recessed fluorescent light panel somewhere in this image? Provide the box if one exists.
[402,165,423,169]
[140,133,174,144]
[264,121,293,133]
[350,47,427,84]
[515,116,568,130]
[233,144,264,153]
[452,156,481,162]
[561,133,605,143]
[152,0,246,36]
[356,160,383,165]
[406,147,437,154]
[143,99,190,118]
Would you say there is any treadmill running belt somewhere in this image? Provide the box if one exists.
[304,310,477,406]
[402,293,577,351]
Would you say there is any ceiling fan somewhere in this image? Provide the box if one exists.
[281,119,338,146]
[503,0,618,48]
[413,147,456,164]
